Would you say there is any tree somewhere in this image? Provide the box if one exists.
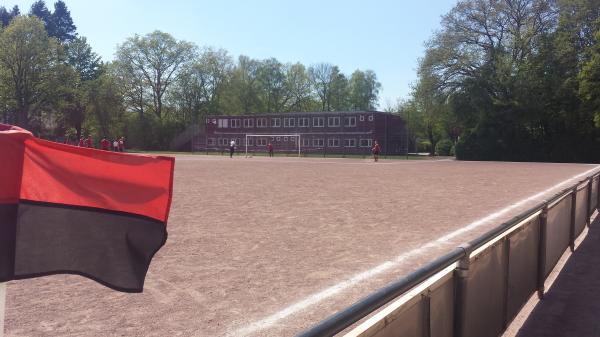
[349,70,381,110]
[308,63,334,111]
[29,1,53,34]
[284,63,313,111]
[0,16,63,131]
[51,0,77,43]
[115,31,196,119]
[0,5,20,27]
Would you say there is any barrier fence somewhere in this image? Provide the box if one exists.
[296,171,600,337]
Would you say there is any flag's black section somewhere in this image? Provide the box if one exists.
[0,204,17,280]
[3,201,167,292]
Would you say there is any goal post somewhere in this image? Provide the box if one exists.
[245,134,301,157]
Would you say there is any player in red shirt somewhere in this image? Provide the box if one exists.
[100,137,110,150]
[85,135,93,148]
[267,143,274,157]
[118,137,125,152]
[372,140,381,162]
[78,137,85,147]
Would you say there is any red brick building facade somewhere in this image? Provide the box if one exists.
[200,111,407,155]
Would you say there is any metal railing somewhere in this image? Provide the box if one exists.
[297,172,600,337]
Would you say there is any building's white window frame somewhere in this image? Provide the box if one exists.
[302,138,311,147]
[243,118,254,128]
[359,138,373,147]
[257,138,267,146]
[344,116,357,127]
[298,117,310,127]
[368,115,374,121]
[207,138,216,146]
[272,118,281,127]
[284,137,288,141]
[230,119,241,128]
[218,119,229,128]
[328,138,340,147]
[247,137,254,146]
[283,117,296,127]
[344,138,356,147]
[328,116,340,127]
[313,138,325,147]
[313,117,325,127]
[219,138,229,146]
[256,118,268,128]
[359,115,365,122]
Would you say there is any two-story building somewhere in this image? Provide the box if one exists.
[200,111,407,155]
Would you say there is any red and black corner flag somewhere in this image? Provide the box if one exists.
[0,124,174,292]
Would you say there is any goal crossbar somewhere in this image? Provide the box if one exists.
[245,134,301,157]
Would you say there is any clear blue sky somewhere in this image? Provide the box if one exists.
[7,0,457,108]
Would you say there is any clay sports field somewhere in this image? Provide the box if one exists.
[5,155,600,337]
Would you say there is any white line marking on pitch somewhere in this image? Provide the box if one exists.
[230,165,600,337]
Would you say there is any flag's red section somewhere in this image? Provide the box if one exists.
[21,139,174,222]
[0,124,30,204]
[1,123,175,222]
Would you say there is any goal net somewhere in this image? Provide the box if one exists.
[245,134,301,157]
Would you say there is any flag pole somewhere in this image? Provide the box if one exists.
[0,282,5,337]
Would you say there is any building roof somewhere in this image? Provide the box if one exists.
[206,111,395,118]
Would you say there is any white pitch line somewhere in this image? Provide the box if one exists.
[231,165,600,337]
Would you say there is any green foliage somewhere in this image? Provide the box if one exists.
[435,139,453,156]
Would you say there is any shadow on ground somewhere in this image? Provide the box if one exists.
[515,219,600,337]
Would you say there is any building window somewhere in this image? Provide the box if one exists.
[243,119,254,128]
[284,137,288,141]
[218,119,228,128]
[284,117,295,127]
[302,138,310,147]
[234,138,241,146]
[272,118,281,127]
[359,115,365,122]
[344,139,356,147]
[313,138,324,147]
[257,118,268,128]
[298,117,310,127]
[207,138,216,146]
[344,116,356,127]
[328,117,340,127]
[230,119,241,128]
[328,138,340,147]
[291,137,297,143]
[359,139,373,147]
[247,137,254,146]
[313,117,325,127]
[368,115,374,121]
[257,138,267,146]
[276,137,281,141]
[218,138,229,146]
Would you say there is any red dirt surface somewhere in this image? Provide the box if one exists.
[4,156,599,337]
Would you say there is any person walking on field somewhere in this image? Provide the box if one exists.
[78,137,85,147]
[372,140,381,162]
[118,137,125,152]
[100,137,110,151]
[113,139,119,151]
[229,139,236,158]
[267,143,274,157]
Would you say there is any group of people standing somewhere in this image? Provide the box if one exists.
[72,135,125,152]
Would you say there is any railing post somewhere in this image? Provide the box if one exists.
[570,187,577,252]
[422,292,431,337]
[587,178,592,226]
[597,176,600,216]
[454,251,470,337]
[502,237,511,330]
[537,204,548,299]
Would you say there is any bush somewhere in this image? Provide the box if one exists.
[436,139,454,156]
[417,140,431,153]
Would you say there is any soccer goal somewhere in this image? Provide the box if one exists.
[245,134,301,157]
